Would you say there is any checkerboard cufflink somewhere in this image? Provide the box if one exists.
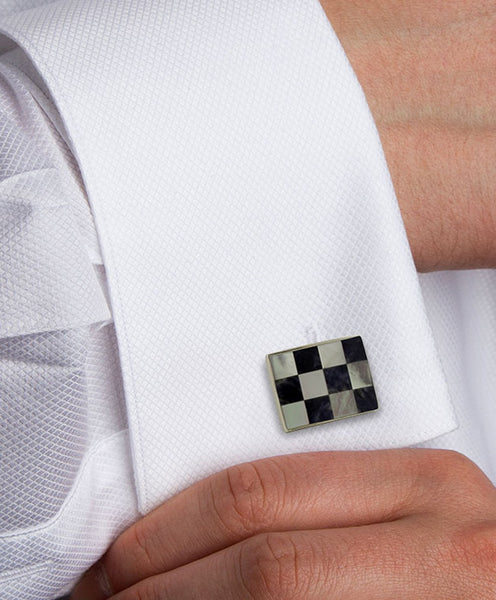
[266,337,379,432]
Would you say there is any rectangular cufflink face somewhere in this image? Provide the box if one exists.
[266,337,379,432]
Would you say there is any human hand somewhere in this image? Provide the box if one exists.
[71,449,496,599]
[320,0,496,271]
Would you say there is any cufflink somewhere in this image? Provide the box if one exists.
[266,336,379,432]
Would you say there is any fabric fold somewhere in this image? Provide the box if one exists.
[0,168,111,338]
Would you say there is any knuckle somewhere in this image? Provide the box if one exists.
[440,451,495,503]
[411,450,494,509]
[450,523,496,567]
[210,460,286,537]
[237,533,314,600]
[129,517,162,574]
[382,449,429,516]
[373,449,441,518]
[417,449,468,482]
[438,450,479,476]
[446,523,496,597]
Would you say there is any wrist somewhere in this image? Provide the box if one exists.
[319,0,496,271]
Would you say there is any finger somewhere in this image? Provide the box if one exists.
[72,448,466,599]
[110,518,447,600]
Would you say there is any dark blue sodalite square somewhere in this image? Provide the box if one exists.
[293,346,322,373]
[305,396,334,424]
[354,386,378,412]
[275,375,303,405]
[324,364,351,393]
[341,336,367,363]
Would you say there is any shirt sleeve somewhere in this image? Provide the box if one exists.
[0,55,138,600]
[0,1,494,598]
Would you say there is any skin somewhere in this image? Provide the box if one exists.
[321,0,496,271]
[71,450,496,599]
[72,1,496,597]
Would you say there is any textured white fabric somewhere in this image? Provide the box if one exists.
[0,0,458,512]
[0,44,138,600]
[0,1,494,598]
[416,269,496,482]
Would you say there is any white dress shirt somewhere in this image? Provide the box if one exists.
[0,46,139,599]
[0,1,495,598]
